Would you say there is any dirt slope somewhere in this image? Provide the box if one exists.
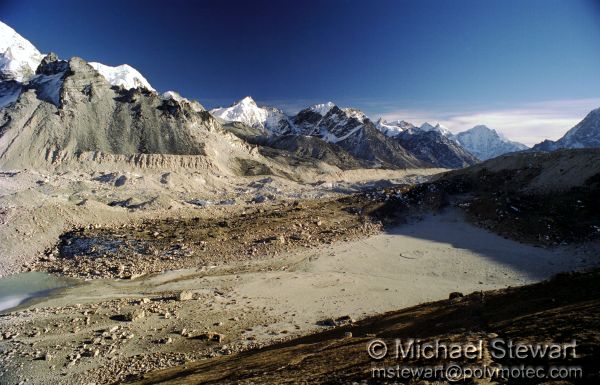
[129,270,600,384]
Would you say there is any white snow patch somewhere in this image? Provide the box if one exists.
[0,21,44,82]
[89,62,154,91]
[309,102,335,116]
[320,125,363,144]
[375,118,414,137]
[161,91,204,112]
[342,108,367,123]
[420,122,453,137]
[161,90,185,102]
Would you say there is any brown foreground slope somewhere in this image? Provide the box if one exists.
[129,269,600,385]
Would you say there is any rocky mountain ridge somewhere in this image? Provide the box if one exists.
[211,98,478,168]
[0,22,154,92]
[0,52,258,172]
[531,107,600,152]
[209,96,534,165]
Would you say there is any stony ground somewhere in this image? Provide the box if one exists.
[1,150,599,384]
[0,170,434,385]
[0,167,440,277]
[32,196,382,280]
[0,275,284,384]
[2,199,598,385]
[130,270,600,385]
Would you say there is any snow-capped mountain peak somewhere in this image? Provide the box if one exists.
[210,96,268,128]
[0,21,154,92]
[386,119,414,128]
[291,103,371,144]
[472,125,510,141]
[455,124,528,160]
[419,122,453,137]
[435,123,452,136]
[375,118,416,137]
[419,122,436,131]
[210,96,293,135]
[88,62,154,91]
[0,21,44,82]
[342,108,367,123]
[238,95,257,105]
[309,101,335,116]
[532,107,600,151]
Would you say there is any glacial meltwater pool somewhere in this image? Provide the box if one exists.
[0,272,78,312]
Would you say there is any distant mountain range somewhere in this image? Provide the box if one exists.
[1,21,599,172]
[210,97,478,168]
[209,96,530,165]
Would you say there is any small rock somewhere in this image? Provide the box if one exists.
[160,173,172,185]
[177,290,193,301]
[318,315,355,327]
[335,315,355,326]
[197,332,225,343]
[252,195,268,204]
[114,175,128,187]
[318,318,337,327]
[122,309,145,322]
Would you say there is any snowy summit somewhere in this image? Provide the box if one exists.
[419,122,453,137]
[375,119,416,137]
[455,125,528,160]
[309,102,335,116]
[0,21,154,92]
[0,21,44,82]
[88,62,154,91]
[211,96,270,128]
[210,96,293,134]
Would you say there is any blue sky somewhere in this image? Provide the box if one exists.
[2,0,600,144]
